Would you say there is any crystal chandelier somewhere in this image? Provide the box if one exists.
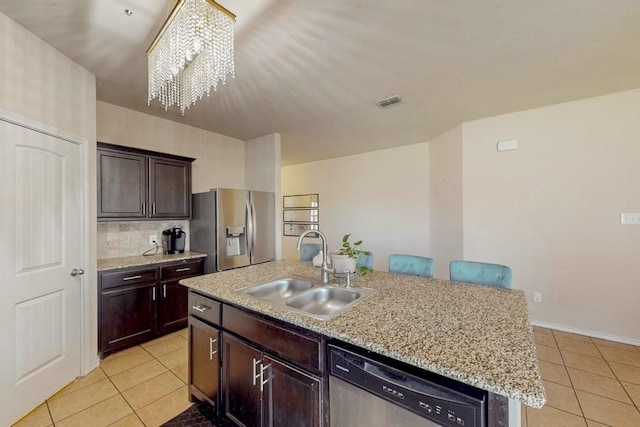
[147,0,235,114]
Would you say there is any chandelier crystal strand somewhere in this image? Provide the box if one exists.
[148,0,235,114]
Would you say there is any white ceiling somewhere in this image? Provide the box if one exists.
[1,0,640,165]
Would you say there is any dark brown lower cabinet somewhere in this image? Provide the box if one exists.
[263,356,321,427]
[221,332,321,427]
[158,281,189,333]
[98,258,204,358]
[188,316,220,409]
[100,284,156,352]
[222,333,262,426]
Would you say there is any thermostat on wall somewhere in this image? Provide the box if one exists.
[497,139,518,151]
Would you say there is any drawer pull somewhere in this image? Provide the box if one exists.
[176,267,191,272]
[123,275,142,281]
[192,304,210,313]
[252,358,261,386]
[209,337,218,359]
[260,363,271,392]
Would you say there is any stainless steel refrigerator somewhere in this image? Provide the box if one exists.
[191,188,276,273]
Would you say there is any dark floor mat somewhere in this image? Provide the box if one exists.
[161,402,217,427]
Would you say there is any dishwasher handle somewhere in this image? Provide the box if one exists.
[331,346,469,404]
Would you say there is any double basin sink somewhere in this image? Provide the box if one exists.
[236,276,377,320]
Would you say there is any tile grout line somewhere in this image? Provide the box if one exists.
[124,335,190,425]
[103,370,146,427]
[591,336,640,413]
[45,400,54,427]
[103,344,173,427]
[552,330,587,423]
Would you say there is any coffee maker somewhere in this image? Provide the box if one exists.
[162,226,186,254]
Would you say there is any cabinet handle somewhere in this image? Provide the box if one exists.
[192,304,210,313]
[176,267,191,272]
[209,337,218,359]
[123,275,142,281]
[152,287,156,301]
[252,358,261,386]
[142,202,146,215]
[163,284,166,298]
[152,203,156,215]
[260,363,271,393]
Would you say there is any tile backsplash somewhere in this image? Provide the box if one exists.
[97,220,189,259]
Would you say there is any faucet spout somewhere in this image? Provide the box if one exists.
[297,229,331,284]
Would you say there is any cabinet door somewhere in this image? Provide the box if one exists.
[148,156,191,219]
[99,284,156,356]
[222,333,262,427]
[189,317,220,409]
[97,148,147,219]
[158,281,189,334]
[262,356,321,427]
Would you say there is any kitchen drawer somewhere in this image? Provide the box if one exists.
[223,305,322,373]
[189,291,221,326]
[101,267,158,290]
[161,259,203,281]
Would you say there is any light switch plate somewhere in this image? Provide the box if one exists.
[497,139,518,151]
[621,213,640,225]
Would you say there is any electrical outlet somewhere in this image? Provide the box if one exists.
[621,213,640,225]
[533,291,542,303]
[149,234,157,245]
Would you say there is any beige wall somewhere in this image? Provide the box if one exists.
[97,101,246,193]
[281,144,430,270]
[247,134,282,258]
[461,88,640,342]
[429,125,464,279]
[0,12,98,366]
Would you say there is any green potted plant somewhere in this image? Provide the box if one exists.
[330,234,372,275]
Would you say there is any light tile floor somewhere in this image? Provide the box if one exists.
[525,327,640,427]
[12,327,640,426]
[12,329,193,427]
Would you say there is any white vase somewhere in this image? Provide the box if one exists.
[331,253,357,274]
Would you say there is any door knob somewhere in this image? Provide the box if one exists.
[70,268,85,277]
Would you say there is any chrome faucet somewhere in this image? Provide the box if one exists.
[296,229,332,284]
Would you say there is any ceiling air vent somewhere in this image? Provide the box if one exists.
[374,95,402,109]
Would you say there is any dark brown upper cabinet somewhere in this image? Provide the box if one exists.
[97,142,195,220]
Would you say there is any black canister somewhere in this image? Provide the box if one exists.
[161,229,171,254]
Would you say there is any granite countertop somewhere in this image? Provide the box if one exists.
[180,259,546,409]
[97,251,207,271]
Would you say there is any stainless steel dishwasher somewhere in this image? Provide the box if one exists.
[329,344,487,427]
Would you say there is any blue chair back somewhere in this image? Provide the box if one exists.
[388,254,435,278]
[449,260,512,288]
[356,252,374,270]
[299,243,322,261]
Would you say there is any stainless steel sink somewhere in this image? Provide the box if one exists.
[236,276,377,320]
[285,287,362,316]
[240,277,314,302]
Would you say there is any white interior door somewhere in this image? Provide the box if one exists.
[0,119,83,426]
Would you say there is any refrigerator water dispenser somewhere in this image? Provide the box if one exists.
[226,225,246,257]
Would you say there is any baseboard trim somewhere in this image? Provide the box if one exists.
[86,359,100,374]
[531,320,640,347]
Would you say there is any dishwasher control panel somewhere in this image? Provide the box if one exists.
[329,345,486,427]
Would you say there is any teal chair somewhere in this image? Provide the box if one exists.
[356,252,374,270]
[388,254,434,278]
[449,260,512,288]
[300,243,322,261]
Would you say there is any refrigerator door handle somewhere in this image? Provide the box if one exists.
[250,199,258,258]
[246,199,254,256]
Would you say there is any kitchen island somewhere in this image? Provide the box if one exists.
[181,259,545,425]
